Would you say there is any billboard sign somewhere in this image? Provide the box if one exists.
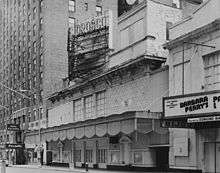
[163,90,220,118]
[69,10,114,50]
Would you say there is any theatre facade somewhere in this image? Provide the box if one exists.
[25,56,170,169]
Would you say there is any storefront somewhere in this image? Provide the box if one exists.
[25,111,169,169]
[163,90,220,173]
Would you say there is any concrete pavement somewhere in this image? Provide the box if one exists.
[0,165,190,173]
[2,165,190,173]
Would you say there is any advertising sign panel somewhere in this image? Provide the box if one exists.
[163,91,220,118]
[6,124,20,131]
[5,143,24,149]
[69,10,114,50]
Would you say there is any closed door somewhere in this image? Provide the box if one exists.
[204,143,220,173]
[204,143,215,173]
[122,143,130,164]
[216,143,220,173]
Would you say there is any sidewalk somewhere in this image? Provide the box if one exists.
[10,164,84,173]
[9,165,178,173]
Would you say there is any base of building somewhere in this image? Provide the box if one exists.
[44,162,202,173]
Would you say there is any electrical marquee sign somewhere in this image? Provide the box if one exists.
[68,10,114,80]
[69,10,114,51]
[163,90,220,118]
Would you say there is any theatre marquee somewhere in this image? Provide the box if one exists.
[163,90,220,118]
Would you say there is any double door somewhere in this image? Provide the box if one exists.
[204,142,220,173]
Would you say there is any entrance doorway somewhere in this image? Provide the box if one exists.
[155,147,169,169]
[204,142,220,173]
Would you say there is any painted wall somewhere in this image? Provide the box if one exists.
[43,0,69,96]
[170,0,220,40]
[47,67,168,127]
[109,0,182,67]
[48,101,74,127]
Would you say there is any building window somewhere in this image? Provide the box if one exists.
[33,42,37,53]
[27,0,30,9]
[69,17,75,28]
[40,0,43,12]
[84,95,93,119]
[203,52,220,90]
[28,14,31,24]
[166,22,172,41]
[28,47,31,57]
[96,91,105,117]
[85,149,93,163]
[28,30,31,41]
[39,108,43,119]
[33,93,37,104]
[33,7,37,19]
[84,3,88,11]
[40,72,43,83]
[75,150,81,162]
[23,20,26,30]
[28,79,32,89]
[33,76,37,87]
[28,63,32,73]
[69,0,75,12]
[40,18,43,30]
[33,24,37,36]
[74,99,83,122]
[96,5,102,16]
[33,110,37,121]
[97,149,107,163]
[28,112,31,122]
[133,152,143,164]
[40,36,43,48]
[40,54,44,66]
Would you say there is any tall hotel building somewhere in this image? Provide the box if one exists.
[0,0,117,164]
[0,0,69,142]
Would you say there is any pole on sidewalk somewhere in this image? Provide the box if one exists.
[85,162,88,172]
[1,159,6,173]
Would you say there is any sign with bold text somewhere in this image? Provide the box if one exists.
[5,143,24,149]
[164,91,220,118]
[6,124,20,131]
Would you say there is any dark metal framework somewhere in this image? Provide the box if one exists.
[67,27,110,81]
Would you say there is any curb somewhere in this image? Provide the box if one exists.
[9,165,86,173]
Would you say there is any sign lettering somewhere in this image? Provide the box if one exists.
[5,143,24,149]
[164,91,220,118]
[7,124,20,131]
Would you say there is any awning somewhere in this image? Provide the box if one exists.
[28,111,167,142]
[40,119,135,142]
